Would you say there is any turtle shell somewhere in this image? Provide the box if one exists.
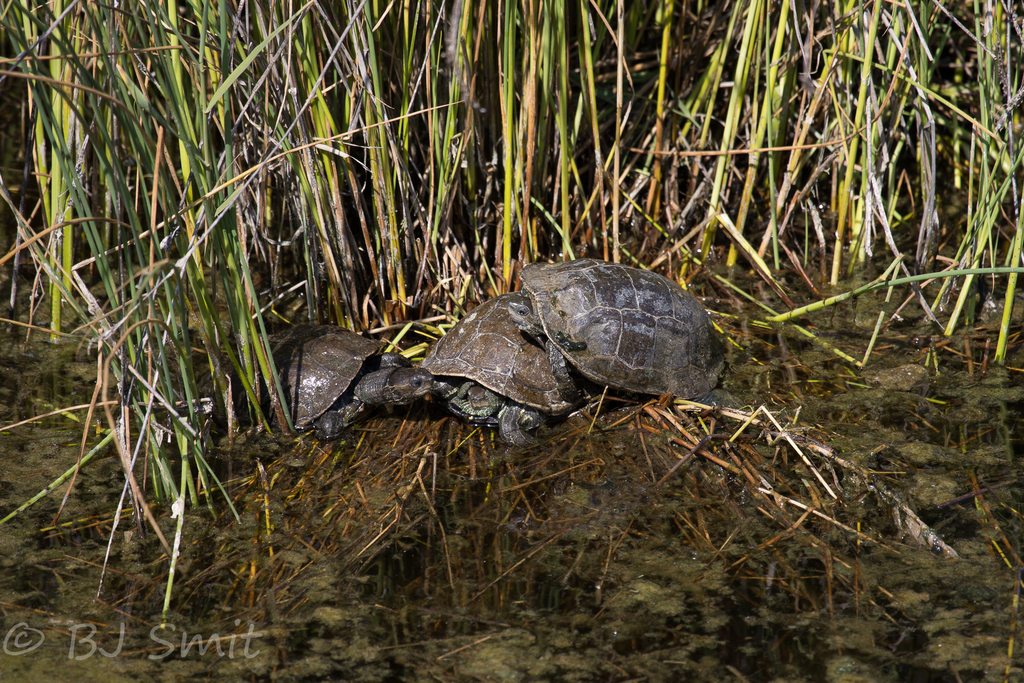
[519,259,724,397]
[270,325,382,429]
[423,294,580,415]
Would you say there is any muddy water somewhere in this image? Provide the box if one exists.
[0,284,1022,682]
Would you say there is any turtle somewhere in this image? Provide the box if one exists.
[422,294,588,445]
[268,325,433,441]
[506,259,725,401]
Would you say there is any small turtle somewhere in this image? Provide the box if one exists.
[507,259,724,401]
[269,325,433,441]
[422,294,587,445]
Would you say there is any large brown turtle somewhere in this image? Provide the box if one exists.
[269,325,433,441]
[422,294,587,445]
[507,259,724,401]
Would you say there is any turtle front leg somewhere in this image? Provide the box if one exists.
[497,404,545,446]
[545,342,585,404]
[448,382,503,421]
[314,399,363,441]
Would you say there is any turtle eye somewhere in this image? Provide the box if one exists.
[411,377,423,388]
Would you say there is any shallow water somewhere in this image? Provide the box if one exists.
[1,280,1022,682]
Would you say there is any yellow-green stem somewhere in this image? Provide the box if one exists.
[830,0,883,284]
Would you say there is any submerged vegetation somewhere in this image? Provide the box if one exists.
[1,0,1023,675]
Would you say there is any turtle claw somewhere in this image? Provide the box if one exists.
[554,331,587,353]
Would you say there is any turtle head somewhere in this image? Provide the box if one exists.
[465,384,501,412]
[385,368,434,404]
[355,367,433,405]
[506,292,545,338]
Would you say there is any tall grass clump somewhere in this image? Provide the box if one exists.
[0,0,1020,608]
